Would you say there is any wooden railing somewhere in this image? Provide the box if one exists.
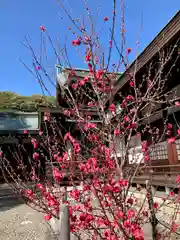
[131,164,180,187]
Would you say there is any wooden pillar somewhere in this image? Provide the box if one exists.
[168,142,178,173]
[173,141,180,173]
[168,143,174,165]
[172,143,178,164]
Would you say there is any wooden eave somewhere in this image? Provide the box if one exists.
[38,107,99,117]
[112,10,180,96]
[139,105,180,125]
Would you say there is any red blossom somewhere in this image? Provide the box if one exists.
[119,179,128,187]
[127,198,134,205]
[166,129,171,136]
[44,214,52,221]
[48,199,58,207]
[33,152,40,160]
[64,109,71,117]
[84,36,90,43]
[109,40,112,48]
[96,69,104,79]
[153,202,159,209]
[88,133,99,142]
[124,115,130,122]
[85,54,91,62]
[175,101,180,106]
[109,103,115,113]
[127,209,135,218]
[116,210,124,219]
[95,56,99,63]
[72,38,81,46]
[123,219,131,228]
[79,213,87,221]
[71,83,78,89]
[23,130,28,134]
[44,192,54,201]
[70,189,80,201]
[36,65,40,71]
[142,210,148,217]
[31,138,38,148]
[144,154,150,161]
[141,141,148,152]
[36,183,46,192]
[127,48,132,54]
[88,63,93,72]
[121,99,127,107]
[171,222,178,233]
[84,122,96,131]
[177,129,180,135]
[114,128,120,136]
[104,16,108,21]
[68,69,76,77]
[168,137,176,144]
[136,132,141,137]
[53,168,64,182]
[73,143,81,153]
[64,132,71,140]
[79,79,85,86]
[128,122,137,129]
[126,95,135,102]
[88,157,97,168]
[43,112,50,121]
[176,175,180,184]
[129,81,135,87]
[167,123,173,130]
[83,76,89,82]
[0,151,3,157]
[39,130,43,136]
[24,189,34,198]
[133,228,144,240]
[170,191,175,197]
[97,217,106,226]
[63,152,68,161]
[40,25,45,31]
[87,101,96,107]
[30,168,39,181]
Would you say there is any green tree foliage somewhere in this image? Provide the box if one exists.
[0,92,56,112]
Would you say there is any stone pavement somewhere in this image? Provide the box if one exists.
[0,184,54,240]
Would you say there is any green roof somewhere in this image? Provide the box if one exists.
[56,65,123,79]
[0,92,56,112]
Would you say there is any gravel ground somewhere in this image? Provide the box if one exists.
[0,184,54,240]
[1,184,180,240]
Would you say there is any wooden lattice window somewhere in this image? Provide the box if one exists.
[176,139,180,161]
[150,141,168,161]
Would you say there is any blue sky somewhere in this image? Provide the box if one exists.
[0,0,179,96]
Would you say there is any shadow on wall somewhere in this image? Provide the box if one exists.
[0,185,23,212]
